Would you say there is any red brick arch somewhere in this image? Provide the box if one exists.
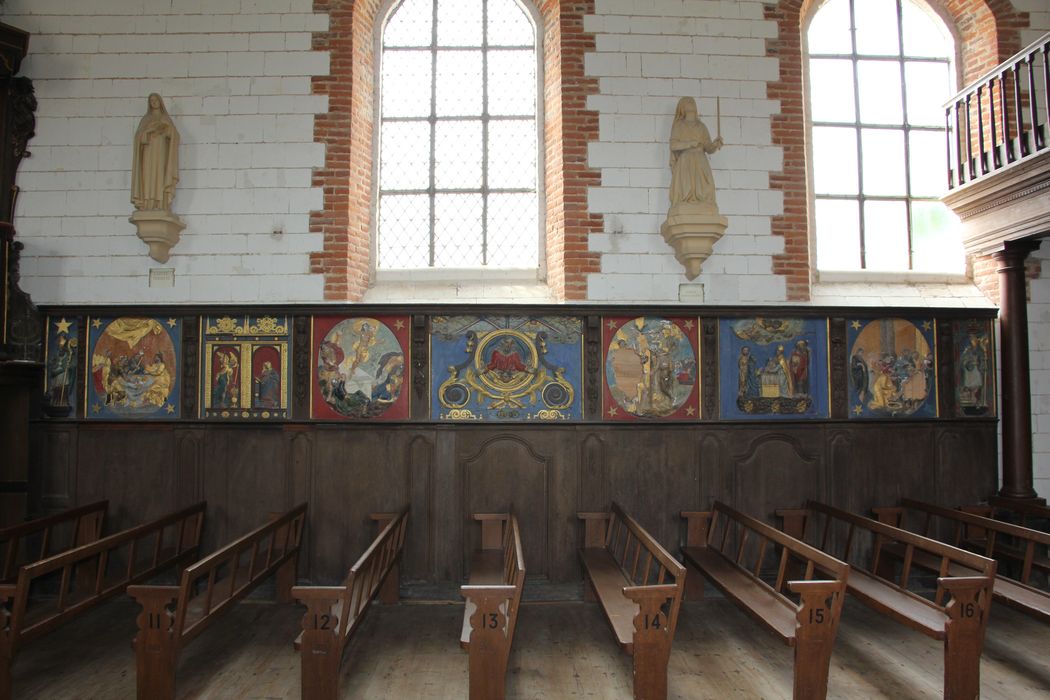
[310,0,600,301]
[765,0,1029,301]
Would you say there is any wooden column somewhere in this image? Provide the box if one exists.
[995,240,1042,500]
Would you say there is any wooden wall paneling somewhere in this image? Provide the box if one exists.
[292,316,310,419]
[309,427,410,583]
[404,433,435,582]
[825,429,853,508]
[602,429,672,545]
[432,430,461,582]
[201,428,290,556]
[410,315,428,420]
[701,318,718,418]
[289,428,313,579]
[460,432,552,580]
[181,315,199,418]
[545,429,580,582]
[829,317,848,419]
[664,429,703,551]
[173,428,203,507]
[577,431,606,512]
[585,315,601,421]
[935,426,997,506]
[936,319,954,418]
[731,430,823,524]
[75,426,177,532]
[30,424,76,513]
[842,424,936,514]
[698,430,730,509]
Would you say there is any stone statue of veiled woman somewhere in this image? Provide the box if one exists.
[131,93,180,212]
[668,96,722,210]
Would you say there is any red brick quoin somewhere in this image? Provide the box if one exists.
[310,0,600,301]
[764,0,1028,302]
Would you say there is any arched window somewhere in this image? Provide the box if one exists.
[808,0,963,273]
[376,0,541,271]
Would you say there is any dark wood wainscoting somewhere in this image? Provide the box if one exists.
[28,420,996,592]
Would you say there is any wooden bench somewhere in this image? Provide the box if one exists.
[128,502,308,700]
[872,498,1050,623]
[0,502,205,700]
[578,503,685,700]
[460,513,526,700]
[2,501,108,583]
[293,507,409,700]
[987,496,1050,531]
[777,501,995,699]
[681,502,848,699]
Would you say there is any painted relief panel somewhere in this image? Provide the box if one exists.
[954,319,995,417]
[848,317,937,419]
[602,316,699,420]
[44,316,78,417]
[719,318,829,420]
[201,315,290,419]
[431,315,583,421]
[311,316,409,420]
[85,316,181,419]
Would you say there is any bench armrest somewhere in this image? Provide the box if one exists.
[774,508,810,540]
[472,513,510,550]
[127,585,180,649]
[870,506,904,528]
[622,583,681,636]
[680,511,713,547]
[578,512,611,548]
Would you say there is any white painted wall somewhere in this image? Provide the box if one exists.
[6,0,328,304]
[583,0,785,303]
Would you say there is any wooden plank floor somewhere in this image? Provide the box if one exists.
[11,596,1050,698]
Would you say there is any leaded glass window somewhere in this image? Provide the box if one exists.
[377,0,540,270]
[809,0,964,273]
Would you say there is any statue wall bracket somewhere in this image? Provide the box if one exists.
[661,203,727,280]
[130,209,185,264]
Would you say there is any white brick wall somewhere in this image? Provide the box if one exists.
[584,0,788,304]
[6,0,327,304]
[1028,244,1050,498]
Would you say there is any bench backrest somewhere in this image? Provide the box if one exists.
[877,498,1050,586]
[779,501,995,607]
[987,496,1050,530]
[685,501,849,595]
[1,501,107,582]
[337,507,409,639]
[174,503,307,644]
[1,502,205,647]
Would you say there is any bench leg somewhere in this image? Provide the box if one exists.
[683,562,705,601]
[298,596,345,700]
[464,588,515,700]
[790,581,844,700]
[128,586,179,700]
[1,654,11,700]
[378,561,399,605]
[275,553,298,604]
[625,589,675,700]
[941,579,988,700]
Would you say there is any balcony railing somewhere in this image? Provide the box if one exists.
[946,32,1049,190]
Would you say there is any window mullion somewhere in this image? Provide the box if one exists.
[849,0,867,269]
[481,0,490,266]
[428,0,439,268]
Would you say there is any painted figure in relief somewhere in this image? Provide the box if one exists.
[669,96,723,208]
[960,335,987,405]
[131,93,180,212]
[47,334,77,408]
[255,361,281,409]
[848,319,935,418]
[316,318,404,419]
[211,348,240,408]
[90,318,178,415]
[433,316,582,421]
[605,317,695,418]
[731,319,812,414]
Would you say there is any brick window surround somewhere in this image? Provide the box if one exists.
[310,0,600,301]
[766,0,1029,301]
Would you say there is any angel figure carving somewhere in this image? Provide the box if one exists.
[131,93,180,212]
